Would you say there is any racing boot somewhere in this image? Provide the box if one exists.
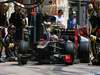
[0,52,5,62]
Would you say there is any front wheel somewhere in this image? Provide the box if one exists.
[64,40,75,65]
[18,55,28,65]
[64,55,73,65]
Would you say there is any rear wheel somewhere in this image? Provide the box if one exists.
[78,38,90,63]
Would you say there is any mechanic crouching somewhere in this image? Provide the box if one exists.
[4,25,17,61]
[0,27,5,62]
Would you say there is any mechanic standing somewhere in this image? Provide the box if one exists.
[0,3,9,62]
[9,4,27,46]
[55,9,65,29]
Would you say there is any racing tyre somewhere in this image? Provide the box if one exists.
[18,55,28,65]
[78,36,90,63]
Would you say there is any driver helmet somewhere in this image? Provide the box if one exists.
[8,25,16,34]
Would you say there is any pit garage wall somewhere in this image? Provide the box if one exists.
[2,0,70,29]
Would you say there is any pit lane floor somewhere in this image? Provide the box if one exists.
[0,62,100,75]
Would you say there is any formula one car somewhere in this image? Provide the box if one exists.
[34,22,90,64]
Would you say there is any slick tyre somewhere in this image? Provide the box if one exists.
[78,42,90,63]
[18,56,27,65]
